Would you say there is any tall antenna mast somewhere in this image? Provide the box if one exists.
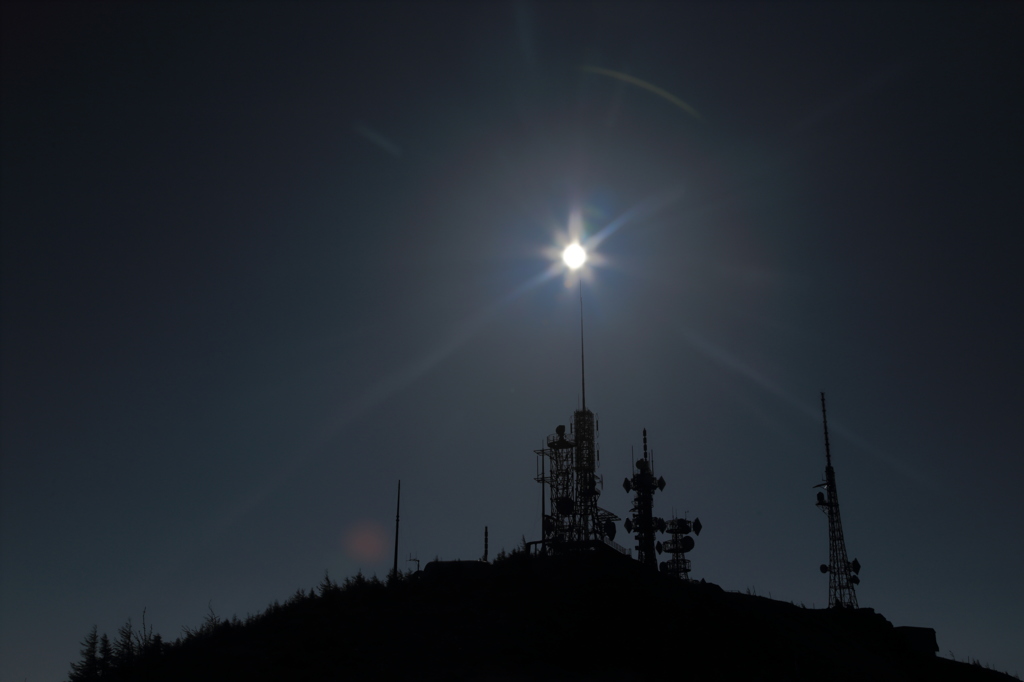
[822,394,833,468]
[532,280,620,554]
[579,281,586,412]
[814,393,861,608]
[392,480,401,581]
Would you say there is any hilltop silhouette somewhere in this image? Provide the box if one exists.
[68,547,1015,682]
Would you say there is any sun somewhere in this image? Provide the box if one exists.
[562,243,587,270]
[541,206,604,288]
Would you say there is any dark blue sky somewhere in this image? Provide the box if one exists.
[2,3,1022,680]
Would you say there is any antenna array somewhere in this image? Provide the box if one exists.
[622,429,667,569]
[622,430,703,577]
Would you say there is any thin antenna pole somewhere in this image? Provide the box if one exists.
[392,480,401,580]
[580,281,586,412]
[541,452,546,539]
[820,393,832,467]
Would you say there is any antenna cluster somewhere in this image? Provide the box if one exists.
[621,429,703,577]
[661,515,702,580]
[534,289,705,565]
[526,290,870,607]
[622,429,667,569]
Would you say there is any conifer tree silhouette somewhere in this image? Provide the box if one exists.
[97,633,112,678]
[68,625,99,682]
[114,619,135,669]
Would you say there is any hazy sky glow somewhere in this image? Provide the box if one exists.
[1,3,1022,680]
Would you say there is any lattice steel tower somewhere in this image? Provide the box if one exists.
[814,392,861,608]
[534,289,619,553]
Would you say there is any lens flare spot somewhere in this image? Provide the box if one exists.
[562,243,587,270]
[344,521,388,562]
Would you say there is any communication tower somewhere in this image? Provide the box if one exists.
[534,290,620,553]
[622,429,703,576]
[660,515,702,580]
[534,421,620,553]
[622,429,666,569]
[814,392,861,608]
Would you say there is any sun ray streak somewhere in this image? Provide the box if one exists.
[587,188,686,249]
[318,264,561,443]
[677,329,941,492]
[194,263,563,549]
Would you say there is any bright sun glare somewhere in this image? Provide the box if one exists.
[562,243,587,270]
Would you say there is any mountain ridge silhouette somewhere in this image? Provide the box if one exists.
[67,547,1016,681]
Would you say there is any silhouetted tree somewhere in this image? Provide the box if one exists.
[97,634,112,678]
[68,625,99,682]
[113,619,134,669]
[201,603,221,634]
[144,632,164,659]
[133,607,153,652]
[287,587,308,605]
[318,569,340,597]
